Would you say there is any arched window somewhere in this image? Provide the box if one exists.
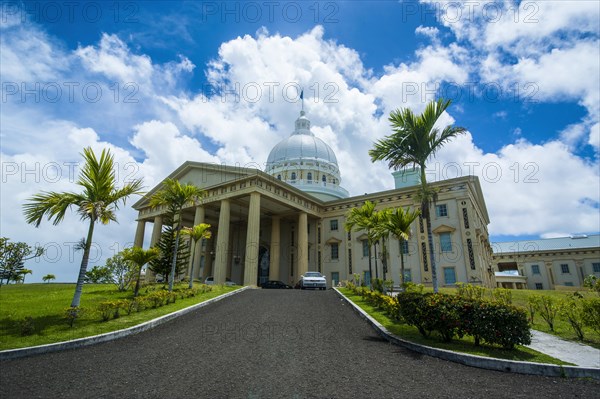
[291,172,296,180]
[307,172,312,180]
[322,175,326,182]
[277,175,281,180]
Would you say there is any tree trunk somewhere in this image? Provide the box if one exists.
[381,236,387,281]
[424,204,439,293]
[399,237,405,287]
[133,264,143,297]
[188,240,197,289]
[169,213,182,292]
[367,243,373,289]
[373,241,379,280]
[71,218,95,307]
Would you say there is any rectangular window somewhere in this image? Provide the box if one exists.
[362,240,369,257]
[466,238,475,270]
[318,227,321,244]
[318,251,322,273]
[348,249,352,274]
[462,207,470,229]
[564,282,574,287]
[403,269,412,283]
[436,204,448,217]
[531,264,540,275]
[443,267,456,285]
[330,219,338,231]
[347,231,351,240]
[439,233,452,252]
[331,243,339,260]
[400,240,409,255]
[593,263,600,273]
[561,264,570,274]
[535,283,543,290]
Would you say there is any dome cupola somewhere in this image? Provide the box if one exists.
[265,110,348,201]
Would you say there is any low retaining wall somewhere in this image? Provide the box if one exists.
[334,288,599,380]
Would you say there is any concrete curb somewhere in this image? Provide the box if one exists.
[333,288,600,380]
[0,286,251,361]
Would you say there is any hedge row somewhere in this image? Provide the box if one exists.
[346,283,531,349]
[96,285,211,321]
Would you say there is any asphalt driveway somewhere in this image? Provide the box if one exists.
[1,289,598,398]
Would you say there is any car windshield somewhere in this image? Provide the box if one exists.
[304,272,322,277]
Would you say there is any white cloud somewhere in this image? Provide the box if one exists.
[2,10,599,283]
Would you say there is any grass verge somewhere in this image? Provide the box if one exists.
[338,288,574,366]
[0,283,239,350]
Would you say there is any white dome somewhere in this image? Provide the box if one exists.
[266,133,339,166]
[265,111,348,201]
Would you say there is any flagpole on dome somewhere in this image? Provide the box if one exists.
[300,88,304,112]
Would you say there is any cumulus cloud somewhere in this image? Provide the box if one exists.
[1,7,599,282]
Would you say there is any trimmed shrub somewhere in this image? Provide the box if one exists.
[460,300,531,348]
[64,307,84,327]
[397,291,531,348]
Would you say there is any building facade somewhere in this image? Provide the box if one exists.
[492,235,600,290]
[132,111,495,288]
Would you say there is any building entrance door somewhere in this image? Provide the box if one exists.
[258,246,270,286]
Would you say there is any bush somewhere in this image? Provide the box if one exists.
[582,297,600,336]
[397,291,531,348]
[372,278,384,293]
[64,307,84,328]
[558,296,586,341]
[529,295,558,331]
[97,300,129,321]
[491,288,512,305]
[460,300,531,348]
[456,283,486,301]
[19,316,35,336]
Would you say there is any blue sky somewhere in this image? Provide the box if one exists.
[1,1,599,282]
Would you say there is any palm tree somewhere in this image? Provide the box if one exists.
[149,178,205,292]
[43,274,56,283]
[376,207,420,287]
[345,200,379,287]
[370,98,466,292]
[18,268,32,284]
[121,247,160,297]
[181,223,212,288]
[23,147,144,307]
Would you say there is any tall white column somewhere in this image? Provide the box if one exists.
[269,216,280,281]
[150,215,163,247]
[243,192,261,286]
[134,220,145,248]
[298,212,308,277]
[214,199,230,285]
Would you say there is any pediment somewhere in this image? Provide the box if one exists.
[432,224,456,234]
[133,162,255,209]
[326,237,342,245]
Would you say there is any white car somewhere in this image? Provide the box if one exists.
[300,272,327,290]
[204,276,236,286]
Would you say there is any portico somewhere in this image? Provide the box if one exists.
[132,163,323,286]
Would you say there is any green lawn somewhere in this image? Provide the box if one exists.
[430,287,600,349]
[0,283,238,350]
[338,288,574,366]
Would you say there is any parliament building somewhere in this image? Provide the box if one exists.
[132,110,498,288]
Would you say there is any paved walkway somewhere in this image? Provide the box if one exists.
[1,290,598,398]
[527,330,600,368]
